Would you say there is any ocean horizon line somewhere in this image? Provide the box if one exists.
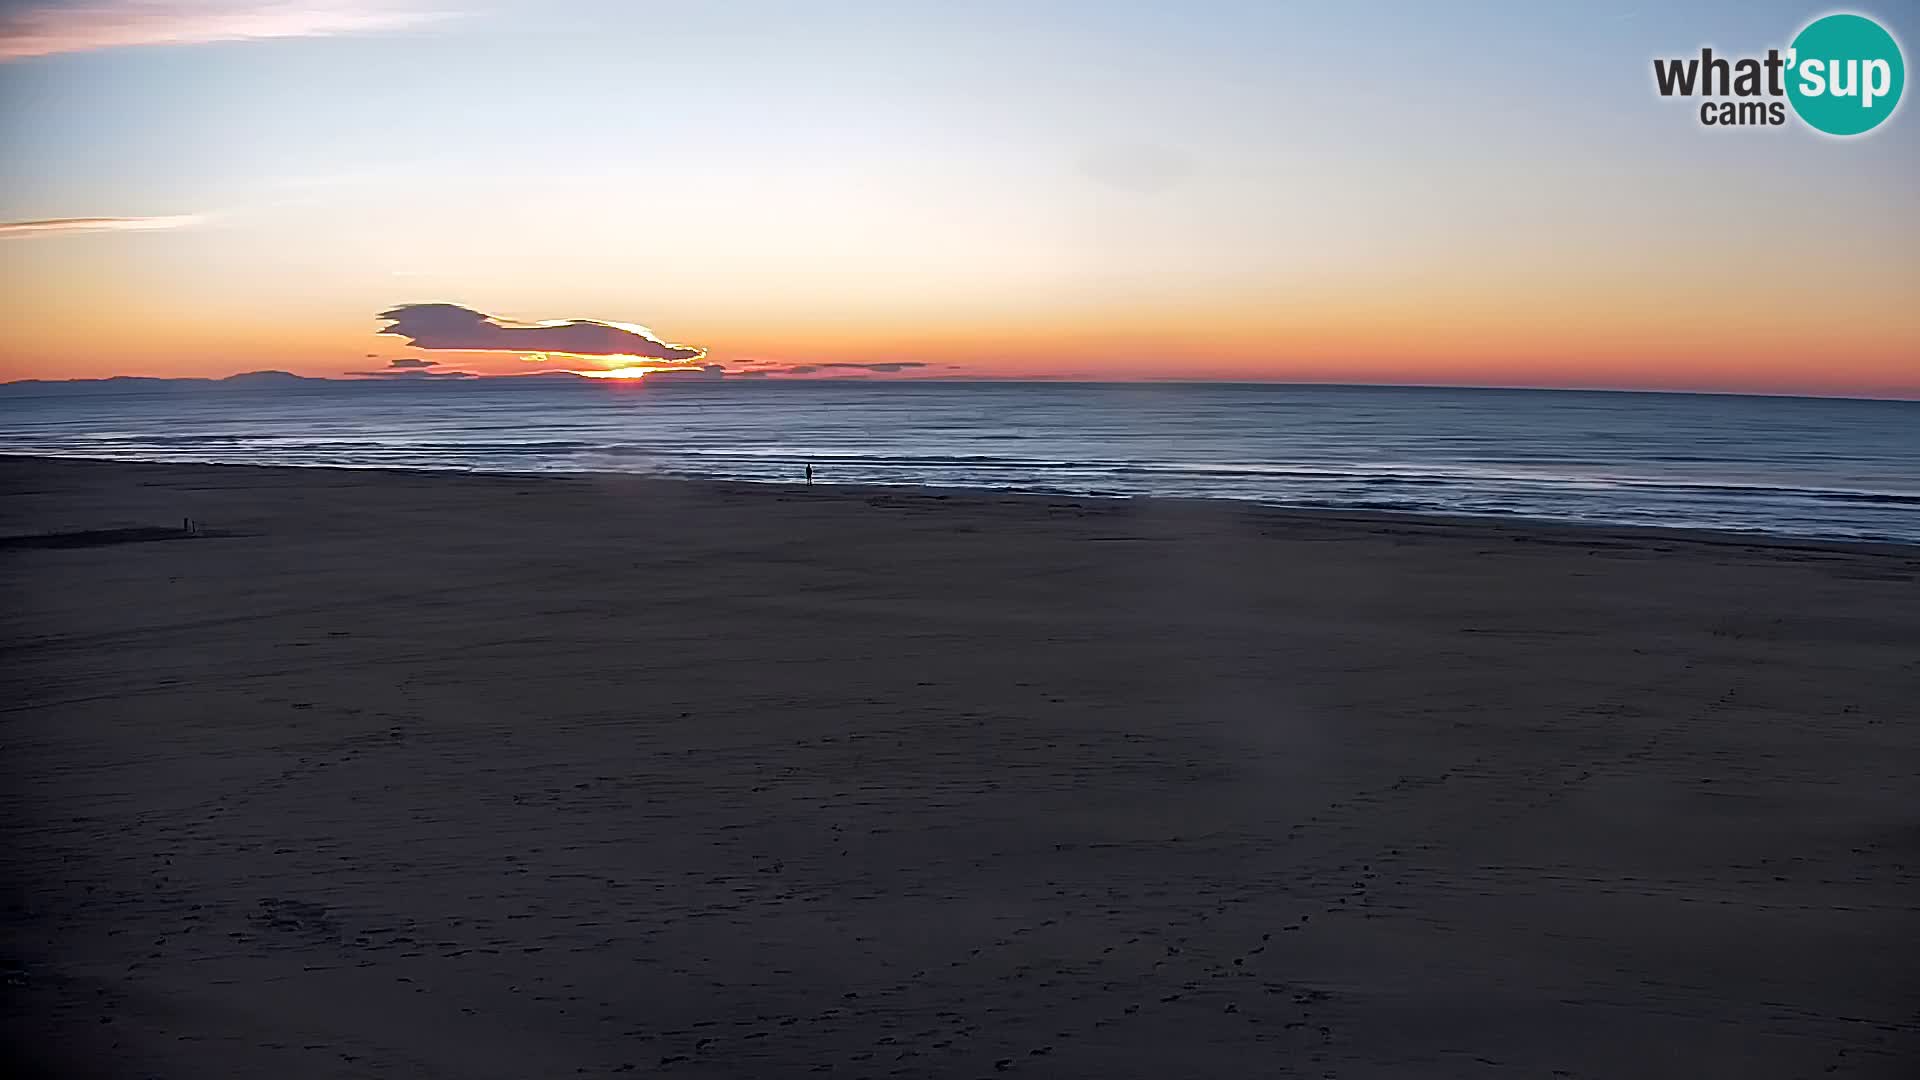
[4,371,1917,405]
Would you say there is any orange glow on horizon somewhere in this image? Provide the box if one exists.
[575,366,664,379]
[1,250,1916,398]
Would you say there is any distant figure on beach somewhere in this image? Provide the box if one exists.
[805,464,814,486]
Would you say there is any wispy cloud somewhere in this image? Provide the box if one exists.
[0,2,447,62]
[0,214,206,237]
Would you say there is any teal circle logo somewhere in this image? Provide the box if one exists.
[1787,13,1905,135]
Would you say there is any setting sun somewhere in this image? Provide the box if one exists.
[576,367,658,379]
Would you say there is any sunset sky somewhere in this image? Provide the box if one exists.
[0,1,1915,395]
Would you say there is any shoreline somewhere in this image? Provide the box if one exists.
[5,376,1920,404]
[7,452,1917,558]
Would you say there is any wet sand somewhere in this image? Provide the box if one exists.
[3,455,1917,1078]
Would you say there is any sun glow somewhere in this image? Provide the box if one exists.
[577,366,658,379]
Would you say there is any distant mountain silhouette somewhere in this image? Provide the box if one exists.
[0,370,330,396]
[223,370,320,386]
[0,370,604,396]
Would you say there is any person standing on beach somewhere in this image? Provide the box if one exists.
[806,464,814,486]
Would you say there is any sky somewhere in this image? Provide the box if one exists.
[0,0,1915,396]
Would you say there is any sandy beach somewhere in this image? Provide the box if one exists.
[3,454,1916,1078]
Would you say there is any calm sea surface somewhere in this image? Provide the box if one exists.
[3,380,1917,543]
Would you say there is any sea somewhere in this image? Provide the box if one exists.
[3,379,1917,544]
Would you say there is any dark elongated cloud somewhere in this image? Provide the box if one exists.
[644,364,726,382]
[386,357,436,368]
[377,303,704,361]
[349,367,475,380]
[826,362,927,373]
[767,362,930,376]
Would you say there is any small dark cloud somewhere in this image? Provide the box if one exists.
[387,357,437,369]
[378,303,703,361]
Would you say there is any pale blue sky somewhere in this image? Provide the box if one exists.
[4,1,1913,217]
